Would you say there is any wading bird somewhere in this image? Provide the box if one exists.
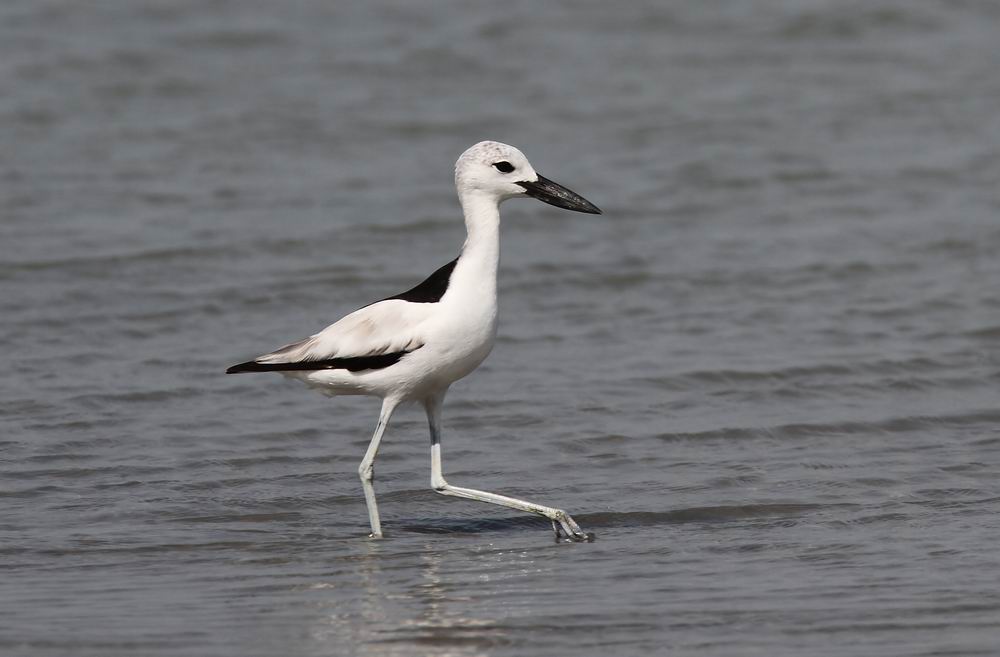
[227,141,601,541]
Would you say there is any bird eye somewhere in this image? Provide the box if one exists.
[492,161,514,173]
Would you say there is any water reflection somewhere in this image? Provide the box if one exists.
[308,540,547,656]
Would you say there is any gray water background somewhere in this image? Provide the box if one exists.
[3,1,1000,655]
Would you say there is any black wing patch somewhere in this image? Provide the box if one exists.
[226,351,410,374]
[382,258,458,303]
[227,258,456,375]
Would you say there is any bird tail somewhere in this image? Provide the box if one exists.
[226,360,277,374]
[226,351,410,374]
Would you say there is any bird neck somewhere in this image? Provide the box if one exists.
[452,191,501,299]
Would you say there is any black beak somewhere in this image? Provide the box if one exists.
[516,174,602,215]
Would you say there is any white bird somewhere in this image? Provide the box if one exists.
[227,141,601,542]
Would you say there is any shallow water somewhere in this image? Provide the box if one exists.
[3,1,1000,655]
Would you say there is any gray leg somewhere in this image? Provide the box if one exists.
[423,392,591,541]
[358,397,399,538]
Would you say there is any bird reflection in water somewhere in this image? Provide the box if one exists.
[306,540,551,655]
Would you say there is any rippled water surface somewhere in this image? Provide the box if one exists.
[4,1,1000,655]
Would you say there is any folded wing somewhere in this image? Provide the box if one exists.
[226,300,431,374]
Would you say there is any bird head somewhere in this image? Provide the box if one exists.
[454,141,602,214]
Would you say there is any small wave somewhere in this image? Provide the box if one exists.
[168,512,304,524]
[578,503,831,528]
[656,408,1000,442]
[394,504,835,537]
[777,6,939,40]
[647,354,963,388]
[0,245,233,274]
[399,515,549,535]
[169,29,289,50]
[66,387,204,406]
[965,325,1000,340]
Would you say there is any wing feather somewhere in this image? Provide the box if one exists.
[229,299,431,373]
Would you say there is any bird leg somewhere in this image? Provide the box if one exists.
[424,395,593,542]
[358,397,398,538]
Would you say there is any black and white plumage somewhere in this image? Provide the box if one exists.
[226,141,601,541]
